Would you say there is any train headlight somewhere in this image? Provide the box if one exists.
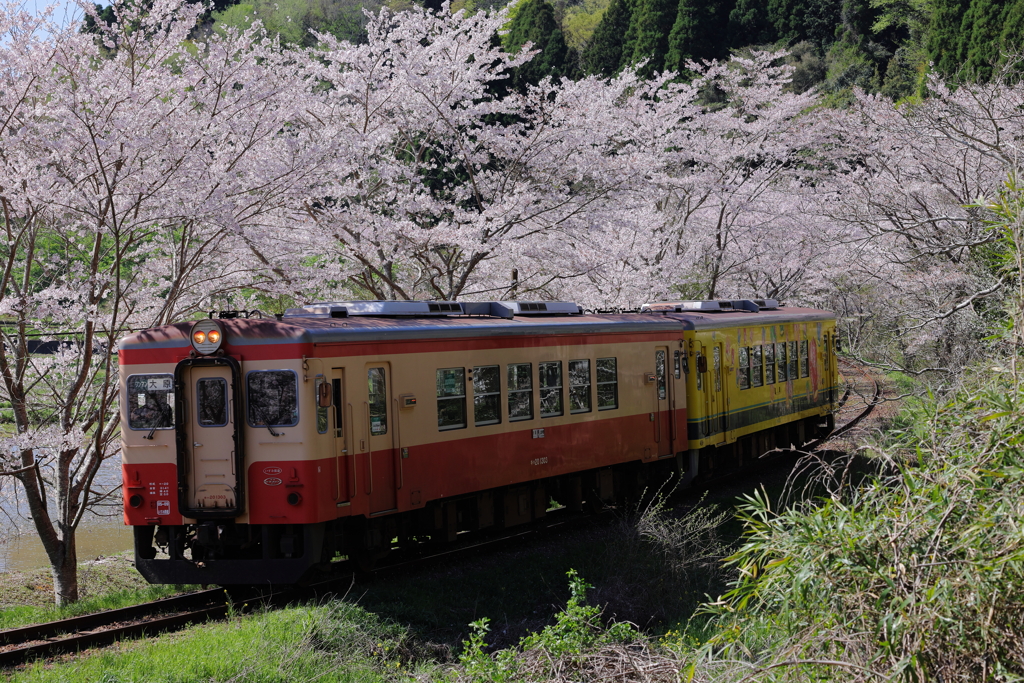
[190,319,225,356]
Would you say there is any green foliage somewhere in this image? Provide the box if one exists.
[582,0,634,75]
[503,0,572,86]
[562,0,610,51]
[665,0,730,72]
[727,0,775,48]
[455,570,639,682]
[958,0,1010,81]
[623,0,678,73]
[211,0,377,45]
[700,371,1024,678]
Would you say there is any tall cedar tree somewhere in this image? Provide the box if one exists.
[958,0,1009,81]
[728,0,775,46]
[1000,1,1024,69]
[665,0,731,72]
[583,0,634,75]
[504,0,571,87]
[927,0,969,74]
[625,0,680,74]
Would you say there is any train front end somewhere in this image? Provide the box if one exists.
[119,315,329,586]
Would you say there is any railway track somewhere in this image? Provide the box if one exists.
[0,362,883,668]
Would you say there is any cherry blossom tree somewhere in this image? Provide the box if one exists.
[0,0,316,603]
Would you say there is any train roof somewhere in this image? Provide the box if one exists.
[120,300,835,354]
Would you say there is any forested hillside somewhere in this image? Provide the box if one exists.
[110,0,1024,100]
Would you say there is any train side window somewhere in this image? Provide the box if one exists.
[315,377,328,434]
[777,342,787,381]
[539,361,563,418]
[764,343,776,384]
[788,341,799,379]
[738,348,749,390]
[197,377,228,427]
[673,350,682,379]
[507,363,534,421]
[436,368,466,431]
[696,352,704,391]
[127,373,174,430]
[597,358,618,410]
[799,340,809,378]
[473,365,501,426]
[569,359,592,414]
[655,350,667,400]
[367,368,387,435]
[751,346,763,387]
[713,346,722,392]
[247,370,299,427]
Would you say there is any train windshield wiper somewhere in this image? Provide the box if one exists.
[252,404,281,437]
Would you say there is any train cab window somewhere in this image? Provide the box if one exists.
[569,360,592,414]
[751,346,763,387]
[196,377,228,427]
[437,368,467,430]
[738,348,749,390]
[674,350,682,379]
[799,340,809,378]
[247,370,299,427]
[713,346,722,392]
[508,363,534,421]
[696,352,704,391]
[332,378,343,437]
[315,377,328,434]
[596,358,618,410]
[655,350,667,400]
[788,341,799,379]
[127,374,174,430]
[473,365,501,426]
[764,344,776,384]
[539,361,563,418]
[368,368,387,435]
[777,342,788,381]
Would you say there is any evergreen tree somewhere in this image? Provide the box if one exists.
[959,0,1009,81]
[999,0,1024,70]
[583,0,634,75]
[801,0,842,46]
[665,0,730,72]
[503,0,571,87]
[767,0,808,44]
[626,0,680,73]
[727,0,775,47]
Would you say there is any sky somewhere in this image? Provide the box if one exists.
[22,0,83,29]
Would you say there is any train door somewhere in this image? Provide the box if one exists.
[365,363,397,514]
[655,347,673,457]
[708,343,726,445]
[331,368,351,503]
[183,364,240,513]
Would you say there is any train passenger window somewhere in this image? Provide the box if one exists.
[777,342,787,381]
[596,358,617,410]
[764,344,776,384]
[655,351,667,400]
[737,349,749,390]
[197,377,228,427]
[508,363,534,421]
[368,368,387,435]
[539,361,563,418]
[437,368,466,430]
[788,341,799,379]
[751,346,763,387]
[569,360,592,414]
[247,370,299,427]
[315,377,328,434]
[473,365,501,426]
[127,374,174,430]
[799,340,809,378]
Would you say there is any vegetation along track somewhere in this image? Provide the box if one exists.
[0,363,879,667]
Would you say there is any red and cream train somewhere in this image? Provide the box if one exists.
[119,299,839,584]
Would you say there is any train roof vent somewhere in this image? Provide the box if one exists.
[283,301,466,318]
[494,301,583,316]
[640,299,777,313]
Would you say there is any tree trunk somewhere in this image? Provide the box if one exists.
[51,536,78,606]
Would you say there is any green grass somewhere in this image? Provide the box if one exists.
[0,584,197,631]
[11,603,434,683]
